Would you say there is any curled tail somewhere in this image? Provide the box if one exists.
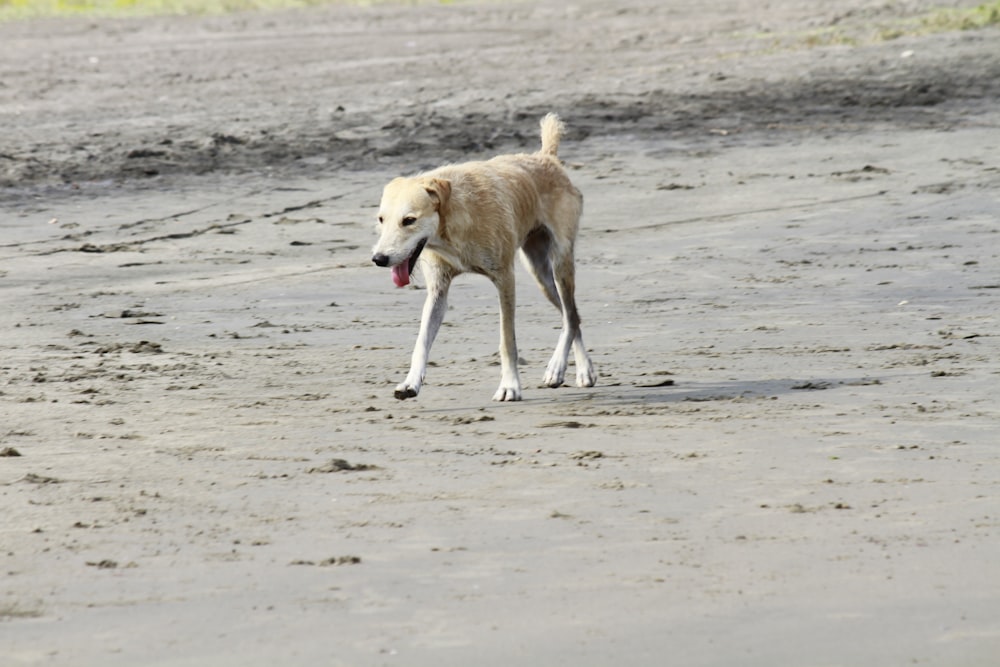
[538,112,565,157]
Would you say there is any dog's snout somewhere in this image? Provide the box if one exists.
[372,253,390,267]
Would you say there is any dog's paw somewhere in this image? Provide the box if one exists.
[542,360,567,388]
[542,372,565,388]
[492,384,522,402]
[394,383,419,400]
[576,362,597,388]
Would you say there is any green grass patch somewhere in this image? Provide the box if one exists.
[873,1,1000,40]
[0,0,453,21]
[744,1,1000,54]
[0,601,43,620]
[920,1,1000,32]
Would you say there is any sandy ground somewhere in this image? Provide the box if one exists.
[2,1,999,665]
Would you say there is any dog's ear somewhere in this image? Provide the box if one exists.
[424,178,451,210]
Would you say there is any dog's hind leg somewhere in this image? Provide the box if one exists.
[546,254,597,387]
[520,226,563,310]
[396,267,453,400]
[548,252,596,388]
[521,227,596,389]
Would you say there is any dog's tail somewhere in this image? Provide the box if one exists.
[538,113,565,157]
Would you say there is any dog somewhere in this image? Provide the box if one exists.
[371,113,596,401]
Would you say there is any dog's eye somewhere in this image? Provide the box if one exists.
[402,216,417,227]
[377,215,384,224]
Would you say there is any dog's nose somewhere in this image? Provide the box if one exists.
[372,253,390,267]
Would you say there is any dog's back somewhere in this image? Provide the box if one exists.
[428,116,580,257]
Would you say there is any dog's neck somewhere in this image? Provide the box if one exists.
[436,204,449,243]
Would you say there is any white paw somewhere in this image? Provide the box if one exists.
[542,366,566,388]
[492,383,522,402]
[543,354,567,388]
[576,362,597,388]
[394,382,420,400]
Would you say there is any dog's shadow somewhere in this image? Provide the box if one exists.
[548,375,883,407]
[413,375,882,414]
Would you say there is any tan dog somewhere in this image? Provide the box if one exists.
[372,113,596,401]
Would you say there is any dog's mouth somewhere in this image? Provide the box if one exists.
[391,238,427,288]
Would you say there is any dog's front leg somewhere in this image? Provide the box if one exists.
[492,272,522,402]
[396,276,451,400]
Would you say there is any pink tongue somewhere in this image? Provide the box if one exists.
[391,263,410,288]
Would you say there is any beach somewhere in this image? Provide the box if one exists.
[2,1,999,664]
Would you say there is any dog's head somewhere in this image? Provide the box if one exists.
[372,176,450,287]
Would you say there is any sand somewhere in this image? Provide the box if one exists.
[1,1,999,665]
